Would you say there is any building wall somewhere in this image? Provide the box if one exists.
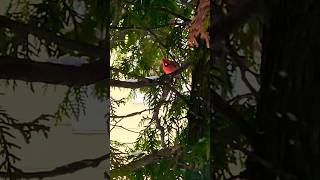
[0,82,107,180]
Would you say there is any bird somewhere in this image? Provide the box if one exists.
[161,58,179,75]
[160,58,190,91]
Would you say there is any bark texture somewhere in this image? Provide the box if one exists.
[248,1,320,179]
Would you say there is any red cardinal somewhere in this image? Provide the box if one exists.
[161,58,179,75]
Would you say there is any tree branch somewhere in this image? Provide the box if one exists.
[152,89,169,148]
[159,7,191,22]
[110,124,139,134]
[110,79,158,89]
[227,93,255,104]
[0,56,107,86]
[0,56,192,88]
[110,145,180,177]
[110,108,153,119]
[0,55,160,88]
[0,154,109,179]
[110,23,179,30]
[226,39,258,95]
[121,0,190,22]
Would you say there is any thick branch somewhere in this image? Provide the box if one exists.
[0,154,109,179]
[0,56,191,88]
[111,145,180,177]
[0,15,106,58]
[111,79,159,88]
[0,55,158,88]
[0,56,107,86]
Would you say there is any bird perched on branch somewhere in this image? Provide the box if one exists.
[161,58,179,75]
[161,58,191,92]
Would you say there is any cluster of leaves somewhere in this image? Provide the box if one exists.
[54,86,88,122]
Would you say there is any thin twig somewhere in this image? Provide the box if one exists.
[227,93,255,104]
[226,40,257,95]
[152,88,169,148]
[111,108,153,119]
[110,124,140,134]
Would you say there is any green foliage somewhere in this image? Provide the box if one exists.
[109,0,198,178]
[93,81,109,101]
[54,86,88,122]
[0,0,262,179]
[110,1,220,179]
[135,126,160,151]
[128,159,185,180]
[2,0,109,58]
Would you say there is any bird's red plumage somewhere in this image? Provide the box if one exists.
[161,58,178,74]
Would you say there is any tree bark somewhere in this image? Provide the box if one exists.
[248,1,320,179]
[185,40,211,179]
[187,42,211,144]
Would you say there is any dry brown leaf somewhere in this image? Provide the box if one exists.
[187,0,210,48]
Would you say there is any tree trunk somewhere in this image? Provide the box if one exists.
[185,41,211,180]
[187,44,211,144]
[248,1,320,179]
